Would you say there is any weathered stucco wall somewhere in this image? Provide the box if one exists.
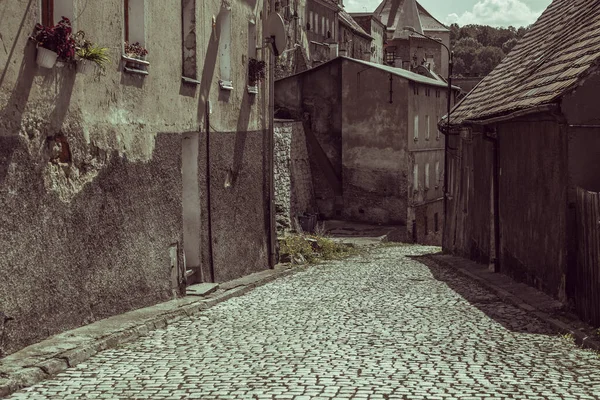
[407,81,448,245]
[341,59,408,224]
[498,118,568,299]
[339,25,371,62]
[275,62,343,219]
[0,0,272,354]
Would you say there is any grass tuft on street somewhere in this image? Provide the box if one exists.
[278,233,359,265]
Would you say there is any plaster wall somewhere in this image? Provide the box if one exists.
[369,19,386,64]
[423,30,449,78]
[338,25,371,62]
[406,80,448,244]
[305,0,337,43]
[352,16,386,64]
[340,60,408,224]
[0,0,272,354]
[409,37,443,78]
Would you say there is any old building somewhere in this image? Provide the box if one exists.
[0,0,276,355]
[350,13,387,64]
[445,0,600,325]
[337,9,373,62]
[274,0,373,77]
[275,57,458,244]
[373,0,450,78]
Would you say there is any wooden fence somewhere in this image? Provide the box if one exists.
[575,187,600,326]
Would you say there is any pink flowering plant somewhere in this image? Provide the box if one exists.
[32,17,77,60]
[124,41,148,60]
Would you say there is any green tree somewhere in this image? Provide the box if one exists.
[453,37,483,76]
[502,38,519,54]
[476,46,505,75]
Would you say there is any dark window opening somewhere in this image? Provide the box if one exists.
[306,22,311,31]
[412,220,417,242]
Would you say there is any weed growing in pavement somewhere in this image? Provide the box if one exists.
[279,233,359,265]
[560,332,576,345]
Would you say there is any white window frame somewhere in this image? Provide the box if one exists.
[425,163,430,189]
[435,161,440,188]
[426,115,430,141]
[414,114,419,141]
[413,164,419,192]
[218,7,233,90]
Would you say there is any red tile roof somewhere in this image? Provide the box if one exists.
[450,0,600,125]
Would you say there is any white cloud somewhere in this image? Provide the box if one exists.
[343,0,381,13]
[445,0,543,27]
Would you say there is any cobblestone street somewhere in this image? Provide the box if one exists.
[7,245,600,400]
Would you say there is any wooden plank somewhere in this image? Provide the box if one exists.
[593,192,600,323]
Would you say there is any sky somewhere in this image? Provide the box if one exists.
[344,0,553,28]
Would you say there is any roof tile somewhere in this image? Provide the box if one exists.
[451,0,600,124]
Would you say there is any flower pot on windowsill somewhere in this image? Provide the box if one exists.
[36,46,59,69]
[76,59,96,74]
[122,54,150,75]
[248,82,259,94]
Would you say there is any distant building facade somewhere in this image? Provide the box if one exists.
[373,0,450,78]
[274,0,374,77]
[350,13,387,64]
[275,57,459,244]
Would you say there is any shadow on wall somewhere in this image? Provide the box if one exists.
[416,255,559,336]
[0,133,182,356]
[0,0,35,89]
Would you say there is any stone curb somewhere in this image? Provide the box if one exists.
[414,254,600,352]
[0,265,299,398]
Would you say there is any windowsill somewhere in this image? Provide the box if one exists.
[124,67,149,75]
[182,76,201,85]
[248,85,258,94]
[122,54,150,66]
[219,80,234,91]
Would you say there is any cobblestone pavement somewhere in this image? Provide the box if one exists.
[7,245,600,399]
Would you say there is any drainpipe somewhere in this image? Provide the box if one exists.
[267,0,276,268]
[205,101,215,283]
[482,128,500,273]
[442,51,453,250]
